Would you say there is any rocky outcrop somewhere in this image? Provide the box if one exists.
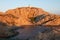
[0,7,60,40]
[0,7,60,26]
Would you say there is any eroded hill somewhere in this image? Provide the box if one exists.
[0,7,60,26]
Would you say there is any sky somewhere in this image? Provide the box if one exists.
[0,0,60,14]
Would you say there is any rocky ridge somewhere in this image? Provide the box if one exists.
[0,7,60,26]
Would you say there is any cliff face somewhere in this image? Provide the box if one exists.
[0,7,60,26]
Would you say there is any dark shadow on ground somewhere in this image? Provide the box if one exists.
[0,22,60,40]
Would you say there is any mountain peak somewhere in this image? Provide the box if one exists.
[0,7,60,26]
[6,7,48,17]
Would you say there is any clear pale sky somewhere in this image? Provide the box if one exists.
[0,0,60,14]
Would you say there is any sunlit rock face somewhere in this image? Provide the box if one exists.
[5,7,48,26]
[0,7,60,26]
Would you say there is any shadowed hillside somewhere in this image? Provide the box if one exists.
[0,22,60,40]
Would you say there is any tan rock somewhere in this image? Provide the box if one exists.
[0,7,60,26]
